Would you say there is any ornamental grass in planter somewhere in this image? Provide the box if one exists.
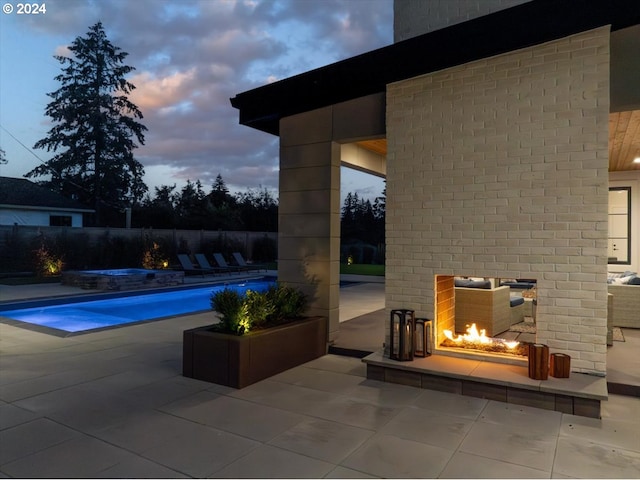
[183,283,327,388]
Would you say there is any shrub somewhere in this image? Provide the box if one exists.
[32,242,64,277]
[210,283,308,335]
[265,283,308,323]
[210,288,245,334]
[141,239,170,269]
[243,289,275,328]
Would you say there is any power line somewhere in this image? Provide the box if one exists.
[0,124,48,165]
[0,123,95,202]
[0,124,148,217]
[0,123,136,212]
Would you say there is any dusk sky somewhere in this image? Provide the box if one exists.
[0,0,391,201]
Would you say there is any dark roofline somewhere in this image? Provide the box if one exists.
[230,0,640,136]
[0,176,95,212]
[0,204,94,214]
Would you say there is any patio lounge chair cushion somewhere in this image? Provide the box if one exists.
[510,297,525,307]
[454,278,491,289]
[212,253,244,272]
[232,252,267,272]
[194,254,219,273]
[177,254,215,275]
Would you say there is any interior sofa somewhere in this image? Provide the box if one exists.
[607,272,640,328]
[454,280,512,337]
[608,283,640,329]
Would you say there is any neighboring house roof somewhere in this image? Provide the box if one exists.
[0,176,94,212]
[230,0,640,135]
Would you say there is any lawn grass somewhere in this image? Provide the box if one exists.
[340,263,385,276]
[258,262,384,276]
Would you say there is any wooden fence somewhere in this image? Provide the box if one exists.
[0,225,277,273]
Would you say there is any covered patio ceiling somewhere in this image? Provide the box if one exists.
[609,111,640,171]
[359,107,640,172]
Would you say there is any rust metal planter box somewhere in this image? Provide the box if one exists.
[183,316,328,388]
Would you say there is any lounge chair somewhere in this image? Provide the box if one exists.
[232,252,268,272]
[177,254,216,276]
[212,253,247,273]
[194,254,223,275]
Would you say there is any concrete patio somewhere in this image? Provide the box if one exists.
[1,278,639,478]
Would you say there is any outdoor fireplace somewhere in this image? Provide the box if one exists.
[434,275,536,364]
[441,324,527,357]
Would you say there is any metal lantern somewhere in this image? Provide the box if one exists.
[414,318,433,357]
[390,309,415,361]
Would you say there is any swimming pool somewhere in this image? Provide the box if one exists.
[0,278,275,336]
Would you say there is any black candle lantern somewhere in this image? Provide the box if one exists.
[390,309,415,361]
[414,318,432,357]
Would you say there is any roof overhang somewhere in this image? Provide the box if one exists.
[0,204,95,214]
[230,0,640,136]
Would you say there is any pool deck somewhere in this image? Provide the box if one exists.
[0,276,639,478]
[0,271,278,304]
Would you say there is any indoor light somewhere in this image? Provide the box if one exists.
[633,157,640,164]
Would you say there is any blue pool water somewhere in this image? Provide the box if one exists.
[0,278,275,334]
[81,268,155,275]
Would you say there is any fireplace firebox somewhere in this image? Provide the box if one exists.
[434,275,537,364]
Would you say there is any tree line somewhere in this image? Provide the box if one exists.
[130,175,386,243]
[131,174,278,231]
[341,190,385,246]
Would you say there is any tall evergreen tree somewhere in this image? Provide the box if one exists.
[209,174,234,208]
[27,22,147,225]
[175,180,208,228]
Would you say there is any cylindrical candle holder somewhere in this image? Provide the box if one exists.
[528,343,549,380]
[550,353,571,378]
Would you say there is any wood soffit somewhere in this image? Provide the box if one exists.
[356,139,387,157]
[358,110,640,172]
[609,110,640,171]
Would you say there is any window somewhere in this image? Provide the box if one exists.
[50,215,72,227]
[608,187,631,265]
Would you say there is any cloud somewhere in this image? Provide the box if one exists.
[53,44,72,57]
[128,70,192,109]
[8,0,393,197]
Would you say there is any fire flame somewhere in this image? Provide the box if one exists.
[443,323,519,350]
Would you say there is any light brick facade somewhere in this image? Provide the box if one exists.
[385,27,611,374]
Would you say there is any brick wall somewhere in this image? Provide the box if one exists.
[385,27,611,375]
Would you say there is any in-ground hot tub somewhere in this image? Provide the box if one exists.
[62,268,184,291]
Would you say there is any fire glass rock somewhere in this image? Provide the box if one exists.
[440,337,530,357]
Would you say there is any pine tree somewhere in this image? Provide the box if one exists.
[27,22,147,225]
[209,174,234,208]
